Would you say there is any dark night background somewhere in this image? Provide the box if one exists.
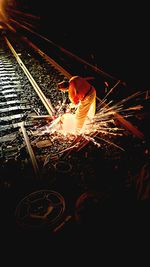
[0,1,150,259]
[4,1,150,90]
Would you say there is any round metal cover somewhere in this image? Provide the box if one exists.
[15,190,65,229]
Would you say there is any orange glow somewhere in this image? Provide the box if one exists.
[0,0,4,13]
[46,112,93,136]
[59,113,92,135]
[0,0,4,10]
[61,113,76,134]
[0,0,7,22]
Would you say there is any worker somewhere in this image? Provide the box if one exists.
[57,76,96,132]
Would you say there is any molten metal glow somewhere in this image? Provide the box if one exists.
[60,113,76,134]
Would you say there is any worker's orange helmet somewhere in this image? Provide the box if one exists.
[57,80,69,92]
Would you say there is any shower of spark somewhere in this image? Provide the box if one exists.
[32,90,149,153]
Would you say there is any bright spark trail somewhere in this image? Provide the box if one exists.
[31,90,149,155]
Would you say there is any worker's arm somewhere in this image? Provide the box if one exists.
[68,83,79,105]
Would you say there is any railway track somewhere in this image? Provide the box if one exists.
[0,30,145,179]
[0,32,84,232]
[0,29,148,235]
[0,33,79,181]
[1,32,102,185]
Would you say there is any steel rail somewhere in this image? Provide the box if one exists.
[18,121,40,179]
[4,36,55,116]
[21,37,72,79]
